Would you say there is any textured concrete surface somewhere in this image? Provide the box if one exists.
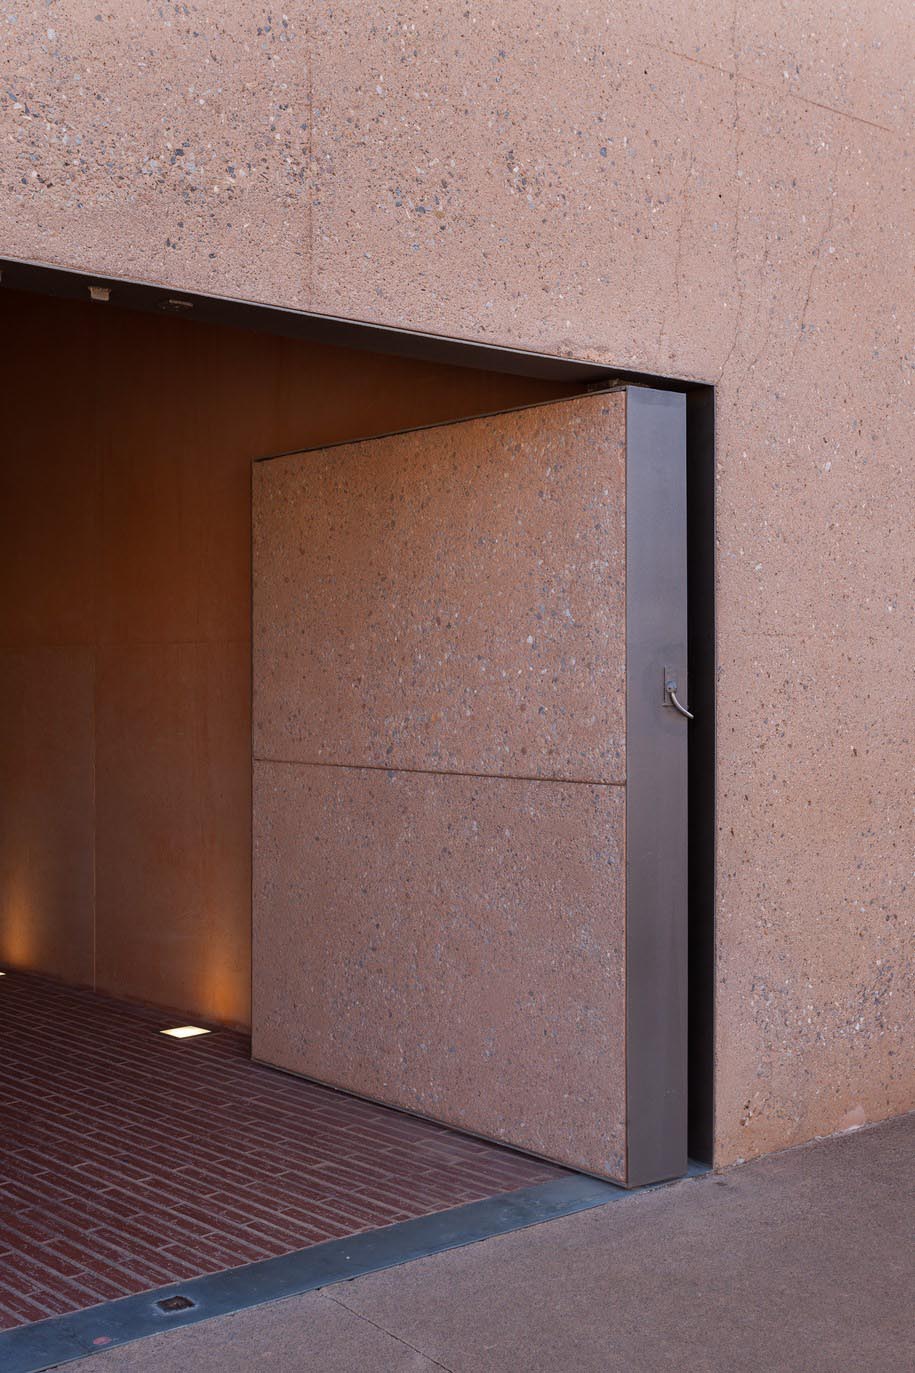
[60,1114,915,1373]
[253,393,627,783]
[253,394,629,1178]
[0,290,571,1026]
[717,630,915,1155]
[253,762,626,1179]
[2,3,913,1163]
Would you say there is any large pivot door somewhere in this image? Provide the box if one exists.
[252,387,687,1187]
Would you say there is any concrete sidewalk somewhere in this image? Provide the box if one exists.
[63,1114,913,1373]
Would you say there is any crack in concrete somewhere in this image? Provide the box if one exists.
[718,69,746,382]
[645,43,896,137]
[656,142,695,366]
[789,136,843,371]
[323,1292,458,1372]
[739,231,774,381]
[302,9,314,310]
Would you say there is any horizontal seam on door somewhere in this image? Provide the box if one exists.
[253,755,627,788]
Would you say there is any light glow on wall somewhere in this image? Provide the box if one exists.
[1,868,38,967]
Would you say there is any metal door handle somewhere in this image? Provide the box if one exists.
[667,686,694,720]
[663,668,694,720]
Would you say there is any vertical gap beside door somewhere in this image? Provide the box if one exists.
[686,386,716,1166]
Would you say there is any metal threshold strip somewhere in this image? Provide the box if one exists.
[1,1165,709,1373]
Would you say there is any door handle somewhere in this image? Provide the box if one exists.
[663,668,694,721]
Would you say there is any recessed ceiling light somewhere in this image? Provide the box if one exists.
[160,1025,210,1039]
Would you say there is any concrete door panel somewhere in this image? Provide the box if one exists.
[254,760,626,1179]
[252,389,687,1185]
[253,394,627,784]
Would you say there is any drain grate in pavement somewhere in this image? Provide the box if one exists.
[155,1296,196,1314]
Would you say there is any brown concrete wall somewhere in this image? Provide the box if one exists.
[0,289,572,1026]
[1,3,912,1164]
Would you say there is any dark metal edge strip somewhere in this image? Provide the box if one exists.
[0,254,712,388]
[0,1172,719,1373]
[625,386,690,1188]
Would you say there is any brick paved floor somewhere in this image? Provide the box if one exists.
[0,971,564,1330]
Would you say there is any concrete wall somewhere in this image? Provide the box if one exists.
[0,289,571,1026]
[1,3,912,1165]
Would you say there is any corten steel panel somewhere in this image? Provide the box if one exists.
[253,392,627,785]
[253,761,627,1179]
[0,647,95,985]
[94,639,252,1026]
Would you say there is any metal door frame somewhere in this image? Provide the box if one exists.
[625,386,689,1185]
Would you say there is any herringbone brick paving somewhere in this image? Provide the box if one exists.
[0,971,563,1330]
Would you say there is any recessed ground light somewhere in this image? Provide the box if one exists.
[160,1025,211,1039]
[0,971,6,976]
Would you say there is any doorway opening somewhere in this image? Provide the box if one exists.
[0,258,714,1354]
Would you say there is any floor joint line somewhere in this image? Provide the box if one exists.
[324,1292,457,1372]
